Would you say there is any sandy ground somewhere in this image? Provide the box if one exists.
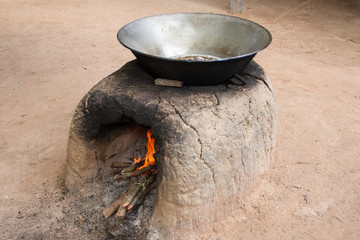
[1,0,359,239]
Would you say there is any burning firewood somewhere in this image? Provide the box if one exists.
[103,129,158,219]
[113,165,155,181]
[111,162,134,174]
[111,159,147,175]
[119,164,137,174]
[120,159,146,173]
[103,172,157,218]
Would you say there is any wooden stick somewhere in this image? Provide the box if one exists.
[112,168,125,175]
[122,174,151,207]
[121,164,137,173]
[111,162,131,168]
[103,176,139,218]
[120,160,145,173]
[129,176,138,185]
[115,206,127,219]
[127,190,142,210]
[102,191,127,218]
[122,183,143,208]
[127,175,155,210]
[114,165,154,181]
[112,159,145,175]
[139,180,157,199]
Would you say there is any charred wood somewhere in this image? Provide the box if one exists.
[114,165,154,181]
[111,162,132,168]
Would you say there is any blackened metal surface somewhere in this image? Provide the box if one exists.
[133,51,255,85]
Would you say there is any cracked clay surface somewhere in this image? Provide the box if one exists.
[65,60,277,239]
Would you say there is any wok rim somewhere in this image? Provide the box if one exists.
[117,12,272,63]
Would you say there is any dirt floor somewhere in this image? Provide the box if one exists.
[0,0,359,239]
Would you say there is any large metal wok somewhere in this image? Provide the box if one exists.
[117,13,271,86]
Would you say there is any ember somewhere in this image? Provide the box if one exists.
[103,129,157,219]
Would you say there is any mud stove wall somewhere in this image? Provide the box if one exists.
[65,60,277,239]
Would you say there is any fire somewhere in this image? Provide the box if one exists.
[134,129,156,170]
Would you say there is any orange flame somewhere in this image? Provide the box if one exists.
[134,129,156,170]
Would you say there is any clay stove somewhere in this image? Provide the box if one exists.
[65,60,277,239]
